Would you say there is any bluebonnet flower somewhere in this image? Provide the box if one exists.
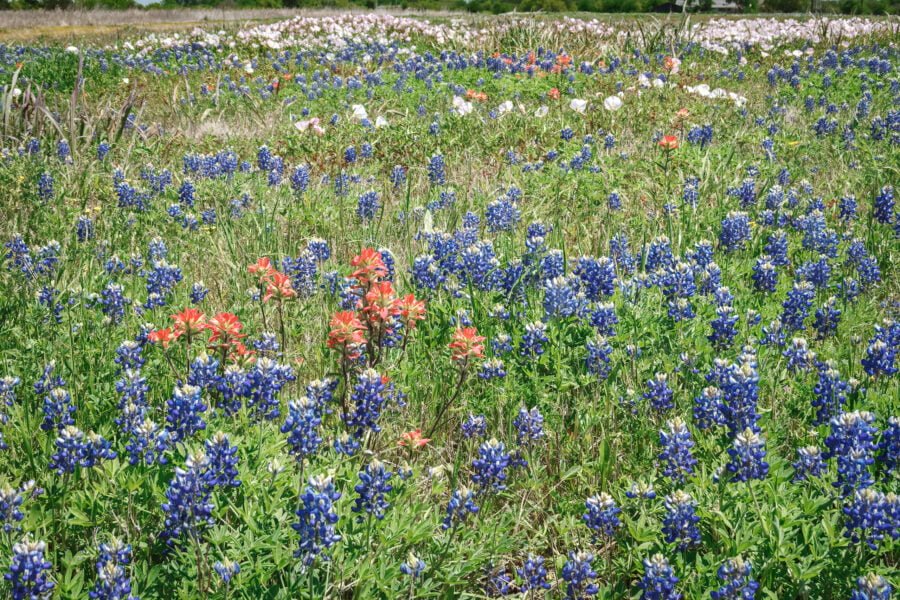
[764,231,790,267]
[126,419,169,466]
[290,164,311,194]
[90,540,137,600]
[462,415,487,439]
[343,369,387,437]
[880,417,899,474]
[190,282,209,304]
[608,191,622,210]
[646,236,675,272]
[246,357,294,421]
[792,446,826,482]
[41,387,76,433]
[638,554,681,600]
[826,411,878,496]
[100,282,131,325]
[781,282,816,332]
[725,428,769,483]
[282,397,322,461]
[644,373,674,412]
[843,488,892,550]
[839,196,858,221]
[861,320,899,378]
[492,333,513,356]
[541,249,565,280]
[663,490,701,551]
[144,260,183,309]
[49,426,87,475]
[752,257,778,293]
[783,338,814,373]
[728,178,756,209]
[812,361,849,425]
[562,551,598,599]
[353,459,393,521]
[471,438,511,494]
[204,432,240,488]
[626,481,657,501]
[873,186,894,224]
[0,485,25,533]
[520,322,549,358]
[851,573,892,600]
[188,354,220,390]
[797,257,831,290]
[518,555,550,593]
[160,450,214,546]
[428,154,446,186]
[443,486,479,530]
[543,275,582,319]
[37,172,54,202]
[485,197,521,232]
[5,540,55,600]
[693,386,725,430]
[165,384,206,444]
[574,256,616,301]
[390,165,406,190]
[710,557,758,600]
[213,560,240,585]
[719,212,751,252]
[478,359,506,380]
[589,302,618,336]
[357,191,380,221]
[82,431,116,468]
[813,297,841,339]
[585,335,613,380]
[333,432,360,457]
[97,142,110,161]
[583,493,621,539]
[708,306,739,350]
[514,406,544,449]
[400,552,426,578]
[293,474,341,566]
[76,215,95,243]
[687,124,714,148]
[659,418,697,483]
[307,238,330,262]
[484,565,515,597]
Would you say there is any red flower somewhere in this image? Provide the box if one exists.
[350,248,388,288]
[395,294,426,330]
[363,281,400,323]
[228,342,256,367]
[147,328,176,348]
[171,308,206,339]
[327,311,366,353]
[548,87,560,100]
[263,271,297,303]
[398,429,431,448]
[248,257,275,285]
[449,327,486,363]
[206,312,246,347]
[658,135,679,151]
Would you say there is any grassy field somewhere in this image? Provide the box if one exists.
[0,12,897,600]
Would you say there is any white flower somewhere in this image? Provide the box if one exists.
[569,98,587,113]
[244,63,254,75]
[351,104,368,121]
[603,96,623,111]
[497,100,513,115]
[375,116,389,128]
[65,46,79,54]
[11,88,21,98]
[452,96,473,116]
[295,118,324,136]
[534,105,549,118]
[122,78,130,85]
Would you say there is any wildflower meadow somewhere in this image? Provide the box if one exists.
[0,12,897,599]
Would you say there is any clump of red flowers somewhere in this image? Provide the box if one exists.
[658,135,680,151]
[328,248,426,370]
[147,309,253,365]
